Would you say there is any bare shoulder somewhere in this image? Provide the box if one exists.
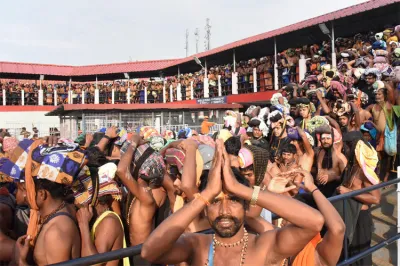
[44,213,78,237]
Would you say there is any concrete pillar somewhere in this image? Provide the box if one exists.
[177,84,182,101]
[38,89,43,106]
[253,68,257,93]
[111,89,115,104]
[54,89,57,106]
[299,55,307,82]
[217,75,222,96]
[2,89,6,106]
[127,88,131,104]
[274,37,279,90]
[144,87,148,103]
[170,85,173,102]
[163,81,166,103]
[21,90,25,106]
[204,78,209,98]
[82,90,85,104]
[190,81,194,99]
[94,89,99,104]
[232,72,238,94]
[331,22,337,69]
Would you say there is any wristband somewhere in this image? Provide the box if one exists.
[250,186,261,206]
[103,135,111,140]
[194,193,210,206]
[311,188,319,194]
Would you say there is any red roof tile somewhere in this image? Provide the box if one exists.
[0,0,397,78]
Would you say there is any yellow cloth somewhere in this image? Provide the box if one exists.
[292,234,322,266]
[91,211,130,266]
[355,140,380,185]
[217,129,233,142]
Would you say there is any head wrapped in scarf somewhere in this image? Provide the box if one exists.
[349,87,369,107]
[224,110,239,130]
[24,140,87,245]
[248,117,269,137]
[72,163,122,206]
[306,116,329,134]
[140,127,160,140]
[245,105,260,118]
[162,130,175,141]
[215,129,233,142]
[332,100,351,117]
[364,68,381,80]
[238,145,269,186]
[296,98,316,115]
[132,143,165,188]
[178,128,192,139]
[149,135,165,151]
[330,81,347,97]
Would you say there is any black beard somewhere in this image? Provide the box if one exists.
[211,215,243,238]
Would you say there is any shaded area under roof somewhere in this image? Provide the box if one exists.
[1,0,399,82]
[45,103,243,116]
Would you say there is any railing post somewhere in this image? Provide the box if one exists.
[299,55,307,82]
[163,81,166,103]
[2,89,5,106]
[331,21,337,69]
[190,81,194,100]
[170,85,173,102]
[177,83,182,101]
[21,90,25,106]
[54,89,57,106]
[127,88,131,104]
[69,77,72,104]
[253,68,257,93]
[232,72,238,94]
[204,78,209,98]
[111,89,115,104]
[144,87,148,104]
[82,90,85,104]
[38,89,43,106]
[217,75,222,96]
[274,37,279,90]
[94,89,99,104]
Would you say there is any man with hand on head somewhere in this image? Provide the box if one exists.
[142,139,324,266]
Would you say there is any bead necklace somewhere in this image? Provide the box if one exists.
[205,228,248,266]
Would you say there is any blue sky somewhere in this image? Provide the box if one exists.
[0,0,367,65]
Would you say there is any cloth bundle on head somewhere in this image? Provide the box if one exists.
[332,100,351,117]
[190,135,215,148]
[149,135,165,151]
[25,140,87,245]
[285,116,295,128]
[216,129,233,143]
[355,140,380,185]
[132,143,165,185]
[245,105,259,118]
[372,80,385,93]
[270,93,290,115]
[296,98,316,114]
[257,107,270,121]
[3,137,19,152]
[306,116,329,134]
[364,68,381,80]
[162,130,175,141]
[114,128,128,146]
[140,127,159,141]
[224,110,238,129]
[177,128,192,139]
[248,118,269,137]
[0,139,34,183]
[267,110,284,127]
[353,68,365,79]
[287,128,315,147]
[330,81,347,97]
[239,145,268,186]
[72,163,122,206]
[349,88,369,107]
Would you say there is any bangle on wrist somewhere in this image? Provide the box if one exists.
[250,186,261,206]
[311,188,319,194]
[194,193,210,206]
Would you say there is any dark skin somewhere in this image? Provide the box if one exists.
[141,140,324,266]
[293,169,345,266]
[15,190,81,266]
[76,203,124,266]
[116,132,166,246]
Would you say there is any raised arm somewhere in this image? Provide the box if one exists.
[297,126,314,157]
[178,140,200,200]
[316,91,331,115]
[222,147,324,260]
[349,102,361,130]
[300,170,345,266]
[116,134,153,204]
[96,126,118,152]
[141,140,224,264]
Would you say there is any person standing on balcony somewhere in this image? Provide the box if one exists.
[201,116,215,135]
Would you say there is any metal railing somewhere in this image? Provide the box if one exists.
[50,176,400,266]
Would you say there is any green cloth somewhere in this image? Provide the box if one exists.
[393,106,400,118]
